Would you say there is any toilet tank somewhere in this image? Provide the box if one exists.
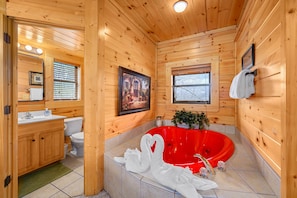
[64,117,83,136]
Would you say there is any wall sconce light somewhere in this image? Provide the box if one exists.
[173,0,188,13]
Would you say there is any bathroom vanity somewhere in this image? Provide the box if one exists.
[18,113,66,176]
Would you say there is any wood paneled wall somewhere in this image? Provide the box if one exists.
[43,50,84,118]
[104,0,156,140]
[156,27,236,126]
[6,0,84,29]
[235,0,282,176]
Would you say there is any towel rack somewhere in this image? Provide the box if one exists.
[245,69,257,76]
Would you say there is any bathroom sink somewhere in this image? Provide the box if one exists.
[18,116,52,123]
[18,111,66,124]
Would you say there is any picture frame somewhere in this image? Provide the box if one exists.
[29,71,43,86]
[242,44,255,70]
[118,66,151,116]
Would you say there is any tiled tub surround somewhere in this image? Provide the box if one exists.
[104,122,280,198]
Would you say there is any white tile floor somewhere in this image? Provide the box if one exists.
[21,154,110,198]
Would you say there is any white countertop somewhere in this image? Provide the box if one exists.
[18,110,66,125]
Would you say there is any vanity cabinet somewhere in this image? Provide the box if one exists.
[18,119,64,176]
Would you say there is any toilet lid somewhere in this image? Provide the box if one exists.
[72,132,84,140]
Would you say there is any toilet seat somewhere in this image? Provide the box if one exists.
[71,132,84,143]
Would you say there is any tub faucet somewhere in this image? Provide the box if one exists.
[194,154,216,175]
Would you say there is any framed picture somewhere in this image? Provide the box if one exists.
[29,71,43,85]
[242,44,255,70]
[118,66,151,116]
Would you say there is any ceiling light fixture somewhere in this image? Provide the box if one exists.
[173,0,188,13]
[18,43,43,55]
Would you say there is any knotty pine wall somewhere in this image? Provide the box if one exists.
[235,0,282,176]
[104,0,156,139]
[156,27,236,126]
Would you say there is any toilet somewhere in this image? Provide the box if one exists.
[64,117,84,157]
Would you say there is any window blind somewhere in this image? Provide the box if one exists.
[171,64,211,75]
[53,61,78,100]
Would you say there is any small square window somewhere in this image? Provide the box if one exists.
[173,73,211,104]
[166,57,219,112]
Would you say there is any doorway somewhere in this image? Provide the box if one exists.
[15,21,85,197]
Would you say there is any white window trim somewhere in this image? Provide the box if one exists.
[165,56,219,112]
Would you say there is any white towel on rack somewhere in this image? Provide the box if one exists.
[30,88,43,100]
[229,70,255,99]
[246,73,255,97]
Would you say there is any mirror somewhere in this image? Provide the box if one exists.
[16,22,84,102]
[17,53,44,101]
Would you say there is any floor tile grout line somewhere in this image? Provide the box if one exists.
[50,172,84,191]
[48,183,70,198]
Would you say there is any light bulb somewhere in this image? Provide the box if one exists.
[173,1,188,13]
[25,45,32,51]
[36,48,43,54]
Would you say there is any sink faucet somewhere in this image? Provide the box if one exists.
[194,154,216,176]
[23,112,33,119]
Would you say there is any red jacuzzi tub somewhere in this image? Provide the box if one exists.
[147,126,235,173]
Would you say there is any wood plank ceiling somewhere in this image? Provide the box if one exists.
[114,0,246,42]
[17,0,246,57]
[17,24,85,58]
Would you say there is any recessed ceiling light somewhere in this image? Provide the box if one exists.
[173,0,188,13]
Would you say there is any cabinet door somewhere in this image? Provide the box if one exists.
[39,130,64,166]
[18,133,38,176]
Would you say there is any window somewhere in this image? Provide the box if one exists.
[165,57,219,112]
[172,64,211,104]
[53,61,80,100]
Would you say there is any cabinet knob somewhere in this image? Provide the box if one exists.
[41,137,44,140]
[32,139,35,142]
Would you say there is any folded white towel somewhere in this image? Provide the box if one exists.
[229,70,255,99]
[30,88,43,100]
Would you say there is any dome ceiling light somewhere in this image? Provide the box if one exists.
[173,0,188,13]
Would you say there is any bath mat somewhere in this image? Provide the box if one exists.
[18,162,72,197]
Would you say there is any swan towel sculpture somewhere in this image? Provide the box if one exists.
[114,134,218,198]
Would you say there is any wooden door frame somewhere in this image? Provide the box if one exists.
[0,14,18,198]
[4,2,105,196]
